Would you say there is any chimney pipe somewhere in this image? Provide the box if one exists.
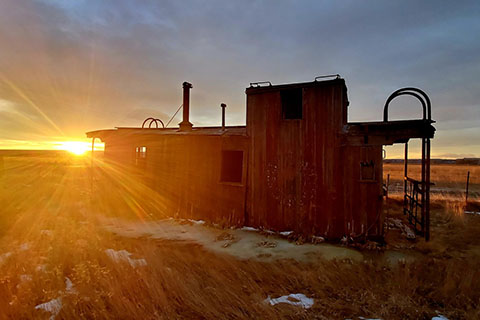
[179,82,193,131]
[221,103,226,131]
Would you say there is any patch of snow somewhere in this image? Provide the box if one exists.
[465,211,480,215]
[188,219,205,225]
[105,249,147,267]
[311,236,325,244]
[241,226,259,232]
[65,277,77,294]
[35,297,62,320]
[265,293,314,309]
[386,218,416,239]
[432,315,448,320]
[279,231,293,236]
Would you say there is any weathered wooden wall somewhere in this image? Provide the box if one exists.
[246,80,383,239]
[102,133,249,225]
[340,145,384,239]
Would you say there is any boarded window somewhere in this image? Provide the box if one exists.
[220,150,243,183]
[281,88,303,119]
[360,160,375,181]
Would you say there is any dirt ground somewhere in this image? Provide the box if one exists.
[0,154,479,319]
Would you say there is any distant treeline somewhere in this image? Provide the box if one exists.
[385,158,480,165]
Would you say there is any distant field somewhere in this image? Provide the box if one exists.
[383,163,479,199]
[0,154,479,319]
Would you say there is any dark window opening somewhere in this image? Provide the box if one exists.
[281,88,303,119]
[360,160,375,181]
[220,150,243,183]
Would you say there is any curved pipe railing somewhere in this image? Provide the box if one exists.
[383,87,431,122]
[142,117,165,129]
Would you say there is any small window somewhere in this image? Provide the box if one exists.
[135,146,147,159]
[360,160,375,181]
[135,146,147,167]
[281,88,303,119]
[220,150,243,183]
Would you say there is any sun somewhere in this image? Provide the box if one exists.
[57,141,90,156]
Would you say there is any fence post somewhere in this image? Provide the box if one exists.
[465,171,470,207]
[386,173,390,199]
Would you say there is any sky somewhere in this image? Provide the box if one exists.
[0,0,478,158]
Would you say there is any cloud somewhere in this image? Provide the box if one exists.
[0,0,478,156]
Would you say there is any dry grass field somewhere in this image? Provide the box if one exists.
[384,163,479,199]
[0,154,479,319]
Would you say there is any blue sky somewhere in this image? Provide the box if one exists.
[0,0,479,158]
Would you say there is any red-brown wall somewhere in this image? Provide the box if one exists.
[246,80,383,239]
[103,133,249,226]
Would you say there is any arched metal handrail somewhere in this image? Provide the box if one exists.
[383,87,431,122]
[149,118,165,128]
[142,117,155,128]
[142,117,165,129]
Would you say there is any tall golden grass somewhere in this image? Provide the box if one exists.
[0,156,479,319]
[384,163,479,196]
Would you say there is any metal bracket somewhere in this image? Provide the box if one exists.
[249,81,272,87]
[314,74,340,81]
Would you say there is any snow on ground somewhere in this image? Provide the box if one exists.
[265,293,314,309]
[65,277,77,294]
[99,216,364,262]
[34,276,78,318]
[35,298,62,320]
[386,218,416,239]
[465,211,480,215]
[241,226,259,232]
[105,248,147,267]
[187,219,205,225]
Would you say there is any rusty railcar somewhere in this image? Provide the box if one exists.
[87,77,435,241]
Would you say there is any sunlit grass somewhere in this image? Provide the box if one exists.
[0,156,479,318]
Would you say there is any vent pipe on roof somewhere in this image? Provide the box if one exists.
[221,103,226,131]
[179,82,193,131]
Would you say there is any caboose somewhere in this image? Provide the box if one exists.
[87,76,435,241]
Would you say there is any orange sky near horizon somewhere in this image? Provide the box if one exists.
[0,1,478,160]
